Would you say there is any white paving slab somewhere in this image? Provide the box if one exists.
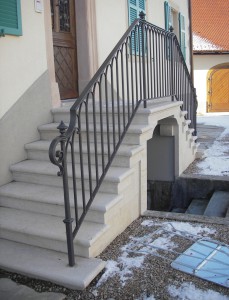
[0,239,105,290]
[0,278,66,300]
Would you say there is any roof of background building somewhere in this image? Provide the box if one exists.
[192,0,229,52]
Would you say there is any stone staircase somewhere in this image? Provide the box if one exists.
[0,100,197,289]
[185,191,229,218]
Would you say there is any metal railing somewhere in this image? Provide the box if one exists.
[49,13,197,266]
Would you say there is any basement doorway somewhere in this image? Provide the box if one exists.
[147,123,175,211]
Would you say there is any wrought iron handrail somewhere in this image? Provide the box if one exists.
[49,13,197,266]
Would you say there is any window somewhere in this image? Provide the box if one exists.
[179,13,186,60]
[0,0,22,36]
[164,1,172,31]
[128,0,146,55]
[164,1,186,60]
[128,0,146,25]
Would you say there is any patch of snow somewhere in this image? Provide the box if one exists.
[193,33,224,51]
[96,260,120,286]
[197,151,229,176]
[96,251,145,287]
[196,115,229,176]
[141,220,215,236]
[197,115,229,130]
[168,282,228,300]
[96,221,215,287]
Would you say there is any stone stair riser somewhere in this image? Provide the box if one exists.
[27,149,131,168]
[12,170,133,195]
[0,196,106,224]
[0,227,104,258]
[39,129,141,145]
[53,111,150,126]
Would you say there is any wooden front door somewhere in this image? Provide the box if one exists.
[207,64,229,112]
[51,0,78,99]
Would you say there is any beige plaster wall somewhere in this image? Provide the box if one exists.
[95,0,128,67]
[0,0,48,118]
[0,71,53,186]
[194,54,229,114]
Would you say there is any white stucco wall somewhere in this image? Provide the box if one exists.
[95,0,191,70]
[95,0,128,66]
[193,54,229,114]
[0,0,48,118]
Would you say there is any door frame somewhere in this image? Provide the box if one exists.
[43,0,99,106]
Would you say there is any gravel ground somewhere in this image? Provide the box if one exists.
[1,216,229,299]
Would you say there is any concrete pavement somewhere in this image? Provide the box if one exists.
[0,278,65,300]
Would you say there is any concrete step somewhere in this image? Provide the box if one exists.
[185,198,209,215]
[180,110,188,118]
[0,181,122,224]
[51,99,177,127]
[52,105,152,125]
[193,142,200,157]
[182,119,191,133]
[38,122,153,145]
[10,160,134,194]
[25,140,144,168]
[226,207,229,219]
[0,239,105,290]
[186,128,195,140]
[204,191,229,217]
[0,207,109,258]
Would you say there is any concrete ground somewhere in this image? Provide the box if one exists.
[184,114,229,177]
[0,115,229,300]
[0,278,65,300]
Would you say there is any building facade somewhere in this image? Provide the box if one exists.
[192,0,229,114]
[0,0,192,186]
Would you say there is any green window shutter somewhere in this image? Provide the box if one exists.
[179,13,186,60]
[164,1,171,31]
[128,0,145,25]
[0,0,22,36]
[128,0,146,55]
[129,1,138,26]
[139,0,145,11]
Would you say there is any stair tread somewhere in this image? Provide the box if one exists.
[0,181,121,212]
[186,198,209,215]
[38,122,154,134]
[52,99,175,115]
[25,139,144,156]
[0,207,108,246]
[204,191,229,217]
[0,239,105,290]
[187,128,194,133]
[10,159,132,182]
